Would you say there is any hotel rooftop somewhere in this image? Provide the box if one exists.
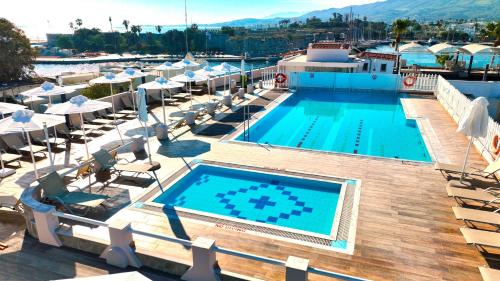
[1,49,500,281]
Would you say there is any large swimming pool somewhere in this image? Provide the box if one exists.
[153,164,343,236]
[236,88,431,162]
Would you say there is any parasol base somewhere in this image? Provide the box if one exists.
[447,179,473,189]
[0,168,16,178]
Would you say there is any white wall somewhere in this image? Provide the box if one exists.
[307,49,350,62]
[289,72,400,92]
[449,80,500,98]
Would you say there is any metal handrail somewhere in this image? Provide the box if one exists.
[132,229,192,248]
[54,211,109,227]
[309,267,371,281]
[214,246,286,267]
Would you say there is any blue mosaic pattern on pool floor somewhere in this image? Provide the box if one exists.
[154,165,342,235]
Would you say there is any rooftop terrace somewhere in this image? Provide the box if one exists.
[1,73,499,281]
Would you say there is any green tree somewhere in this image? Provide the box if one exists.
[155,25,162,34]
[0,18,37,82]
[56,35,74,49]
[485,21,500,46]
[75,18,83,29]
[435,54,452,66]
[122,20,130,32]
[392,19,410,51]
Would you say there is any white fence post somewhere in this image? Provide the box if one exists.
[33,205,62,247]
[286,256,309,281]
[100,221,142,268]
[181,237,220,281]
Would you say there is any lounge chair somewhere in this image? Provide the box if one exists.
[435,161,500,182]
[460,227,500,249]
[30,130,67,147]
[1,134,47,157]
[82,112,114,126]
[121,95,137,111]
[452,206,500,231]
[479,267,500,281]
[92,149,157,183]
[0,149,21,167]
[446,185,500,208]
[39,171,108,215]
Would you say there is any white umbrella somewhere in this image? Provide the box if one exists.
[213,63,241,95]
[20,81,68,106]
[138,77,183,124]
[0,102,26,118]
[154,62,182,79]
[89,72,130,123]
[457,97,490,181]
[0,110,65,178]
[171,71,208,109]
[117,68,147,114]
[136,87,153,164]
[195,65,225,101]
[173,58,200,70]
[46,95,112,159]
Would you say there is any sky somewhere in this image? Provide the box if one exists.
[1,0,382,39]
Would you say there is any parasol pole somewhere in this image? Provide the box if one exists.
[460,137,474,183]
[43,122,54,172]
[25,129,39,179]
[161,89,167,124]
[109,82,117,123]
[79,112,90,159]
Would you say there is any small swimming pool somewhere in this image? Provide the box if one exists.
[153,164,343,236]
[236,88,431,162]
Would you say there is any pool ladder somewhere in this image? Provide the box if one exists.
[242,104,251,142]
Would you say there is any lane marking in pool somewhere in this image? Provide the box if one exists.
[297,116,319,148]
[353,120,364,154]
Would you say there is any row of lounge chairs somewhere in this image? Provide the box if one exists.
[40,148,158,215]
[435,161,500,280]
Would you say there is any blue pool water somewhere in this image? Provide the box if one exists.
[236,89,431,162]
[154,164,342,235]
[368,45,496,68]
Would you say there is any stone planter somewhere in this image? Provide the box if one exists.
[185,111,197,125]
[206,101,218,115]
[247,84,254,94]
[222,95,232,107]
[155,124,169,141]
[237,88,245,99]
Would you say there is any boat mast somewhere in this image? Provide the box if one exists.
[184,0,189,54]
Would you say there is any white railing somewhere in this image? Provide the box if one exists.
[261,67,289,89]
[29,205,369,281]
[400,73,439,92]
[435,76,499,162]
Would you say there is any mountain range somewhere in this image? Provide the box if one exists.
[212,0,499,27]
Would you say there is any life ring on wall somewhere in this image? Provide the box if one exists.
[492,135,500,158]
[275,73,287,84]
[403,76,417,87]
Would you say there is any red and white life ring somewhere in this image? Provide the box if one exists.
[403,76,417,87]
[492,135,500,158]
[275,73,287,84]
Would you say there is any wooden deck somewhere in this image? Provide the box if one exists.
[1,92,497,280]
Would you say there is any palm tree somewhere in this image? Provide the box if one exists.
[69,22,75,33]
[109,16,113,31]
[155,25,162,34]
[122,20,130,32]
[485,22,500,46]
[75,18,83,29]
[392,19,410,51]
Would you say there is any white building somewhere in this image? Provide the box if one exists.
[278,43,396,74]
